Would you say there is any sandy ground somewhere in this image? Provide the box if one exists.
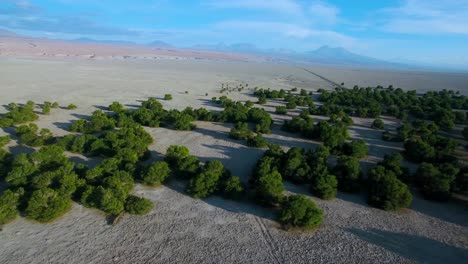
[0,58,467,264]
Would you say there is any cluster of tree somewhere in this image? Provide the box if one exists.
[318,87,467,129]
[414,163,459,201]
[0,136,12,179]
[282,112,350,149]
[253,88,288,99]
[250,145,324,229]
[164,145,244,199]
[61,124,153,159]
[396,120,458,164]
[229,122,269,148]
[164,94,172,100]
[16,123,55,147]
[367,154,413,210]
[217,101,272,133]
[0,101,38,128]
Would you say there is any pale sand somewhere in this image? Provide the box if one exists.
[0,58,467,264]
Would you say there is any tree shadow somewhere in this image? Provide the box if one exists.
[71,113,90,120]
[93,105,108,110]
[53,121,73,131]
[164,180,278,222]
[7,144,36,155]
[346,227,468,263]
[409,191,468,227]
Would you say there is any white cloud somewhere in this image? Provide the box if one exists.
[380,0,468,35]
[214,20,355,47]
[205,0,302,16]
[308,1,340,25]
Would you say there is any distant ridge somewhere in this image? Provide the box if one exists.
[147,40,173,48]
[72,37,136,46]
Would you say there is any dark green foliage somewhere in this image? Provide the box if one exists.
[317,121,349,148]
[81,185,126,215]
[334,156,361,192]
[42,101,51,115]
[286,101,296,109]
[0,189,23,225]
[0,149,12,178]
[432,107,455,129]
[463,127,468,139]
[257,96,267,104]
[278,195,323,229]
[379,153,410,183]
[58,134,98,154]
[164,94,173,100]
[367,165,412,210]
[142,161,171,186]
[186,160,226,198]
[248,108,272,134]
[254,88,287,99]
[454,167,468,194]
[51,102,59,108]
[275,106,288,115]
[341,140,368,159]
[125,195,153,215]
[165,145,190,166]
[371,118,384,129]
[25,188,72,222]
[70,110,115,133]
[454,111,466,124]
[16,123,55,147]
[229,122,253,140]
[311,173,337,200]
[223,176,244,199]
[67,104,77,110]
[246,134,268,148]
[341,115,353,126]
[415,163,458,201]
[397,123,413,141]
[404,138,436,163]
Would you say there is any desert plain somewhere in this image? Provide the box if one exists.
[0,56,467,264]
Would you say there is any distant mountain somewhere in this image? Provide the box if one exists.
[72,37,136,45]
[301,46,393,66]
[192,42,260,53]
[0,28,18,37]
[147,40,173,48]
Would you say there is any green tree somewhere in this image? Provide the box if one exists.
[334,156,361,192]
[278,195,323,229]
[25,188,72,222]
[142,161,171,186]
[371,118,384,129]
[256,169,285,205]
[223,176,244,199]
[0,189,23,225]
[367,165,412,210]
[415,163,458,201]
[186,160,225,198]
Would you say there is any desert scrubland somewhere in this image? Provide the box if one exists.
[0,57,467,264]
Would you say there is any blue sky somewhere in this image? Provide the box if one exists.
[1,0,468,68]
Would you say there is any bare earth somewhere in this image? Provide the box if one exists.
[0,57,467,264]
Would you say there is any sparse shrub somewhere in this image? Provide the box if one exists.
[372,118,385,129]
[125,195,153,215]
[51,102,59,108]
[278,195,323,229]
[164,94,173,100]
[67,104,77,110]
